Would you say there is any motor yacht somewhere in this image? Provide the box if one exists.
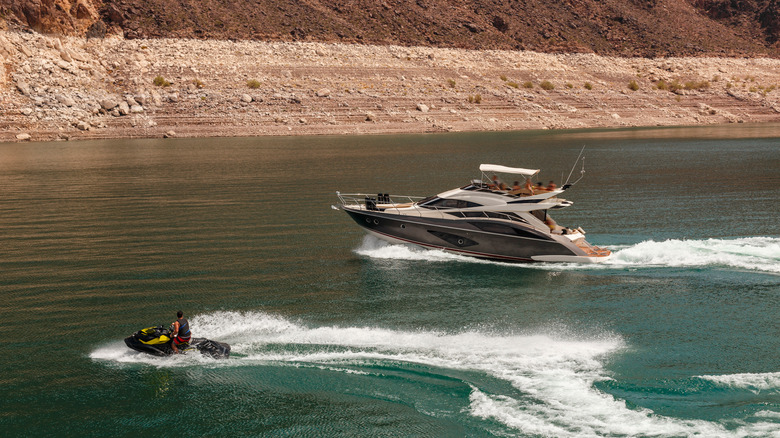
[334,164,611,263]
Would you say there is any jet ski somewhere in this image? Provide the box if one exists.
[124,325,230,359]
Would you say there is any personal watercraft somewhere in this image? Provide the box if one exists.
[124,326,231,359]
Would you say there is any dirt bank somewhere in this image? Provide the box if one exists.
[2,30,780,142]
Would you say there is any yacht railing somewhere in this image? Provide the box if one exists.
[337,192,427,215]
[336,192,528,223]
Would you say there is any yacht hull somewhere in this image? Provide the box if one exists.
[344,207,586,262]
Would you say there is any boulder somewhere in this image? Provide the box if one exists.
[316,88,331,97]
[151,90,162,106]
[416,103,429,112]
[75,121,90,131]
[130,105,144,113]
[16,81,31,96]
[164,130,176,138]
[68,49,87,63]
[16,133,31,141]
[241,94,252,103]
[118,101,130,115]
[101,99,118,110]
[17,44,32,57]
[56,94,75,107]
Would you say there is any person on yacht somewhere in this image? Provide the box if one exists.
[544,216,555,230]
[547,180,557,190]
[525,179,535,195]
[488,175,503,189]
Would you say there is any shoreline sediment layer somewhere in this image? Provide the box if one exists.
[2,30,780,142]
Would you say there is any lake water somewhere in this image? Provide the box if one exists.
[1,125,779,437]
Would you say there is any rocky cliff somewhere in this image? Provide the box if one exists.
[1,0,778,57]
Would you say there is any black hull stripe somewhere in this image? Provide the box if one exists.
[366,227,535,262]
[346,207,555,244]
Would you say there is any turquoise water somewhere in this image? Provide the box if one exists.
[1,125,778,437]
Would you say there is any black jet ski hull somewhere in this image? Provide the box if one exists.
[124,326,230,359]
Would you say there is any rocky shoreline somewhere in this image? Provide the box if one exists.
[2,30,780,143]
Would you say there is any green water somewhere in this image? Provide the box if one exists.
[1,125,779,437]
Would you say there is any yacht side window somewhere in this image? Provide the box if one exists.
[421,198,482,209]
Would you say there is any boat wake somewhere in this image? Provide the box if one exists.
[699,372,780,393]
[355,235,780,274]
[92,310,780,436]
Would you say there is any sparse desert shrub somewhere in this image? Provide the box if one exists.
[153,76,171,87]
[668,80,684,92]
[584,82,593,90]
[447,79,456,88]
[192,79,204,88]
[684,80,710,91]
[523,81,533,89]
[628,80,639,91]
[500,75,508,81]
[565,83,574,89]
[474,94,482,104]
[247,79,261,89]
[656,80,668,90]
[468,95,474,103]
[507,81,519,88]
[540,80,554,90]
[749,86,758,92]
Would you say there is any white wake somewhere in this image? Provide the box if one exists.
[355,235,780,273]
[92,310,780,437]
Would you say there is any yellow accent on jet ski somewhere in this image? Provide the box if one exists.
[138,326,172,345]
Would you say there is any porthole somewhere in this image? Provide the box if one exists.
[457,239,464,245]
[365,218,371,223]
[373,219,380,225]
[400,224,406,228]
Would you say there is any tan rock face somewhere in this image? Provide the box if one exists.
[1,30,779,142]
[1,0,100,35]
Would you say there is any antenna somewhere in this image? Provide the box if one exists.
[564,146,586,186]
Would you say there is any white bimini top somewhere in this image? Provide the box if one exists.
[479,164,539,177]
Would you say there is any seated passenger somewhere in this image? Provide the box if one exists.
[535,181,547,192]
[525,179,535,195]
[512,181,522,191]
[544,216,559,233]
[488,175,503,189]
[547,180,557,191]
[498,182,508,191]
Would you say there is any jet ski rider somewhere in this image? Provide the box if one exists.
[170,310,191,354]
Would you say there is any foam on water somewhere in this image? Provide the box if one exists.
[93,311,780,436]
[699,372,780,393]
[355,235,780,273]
